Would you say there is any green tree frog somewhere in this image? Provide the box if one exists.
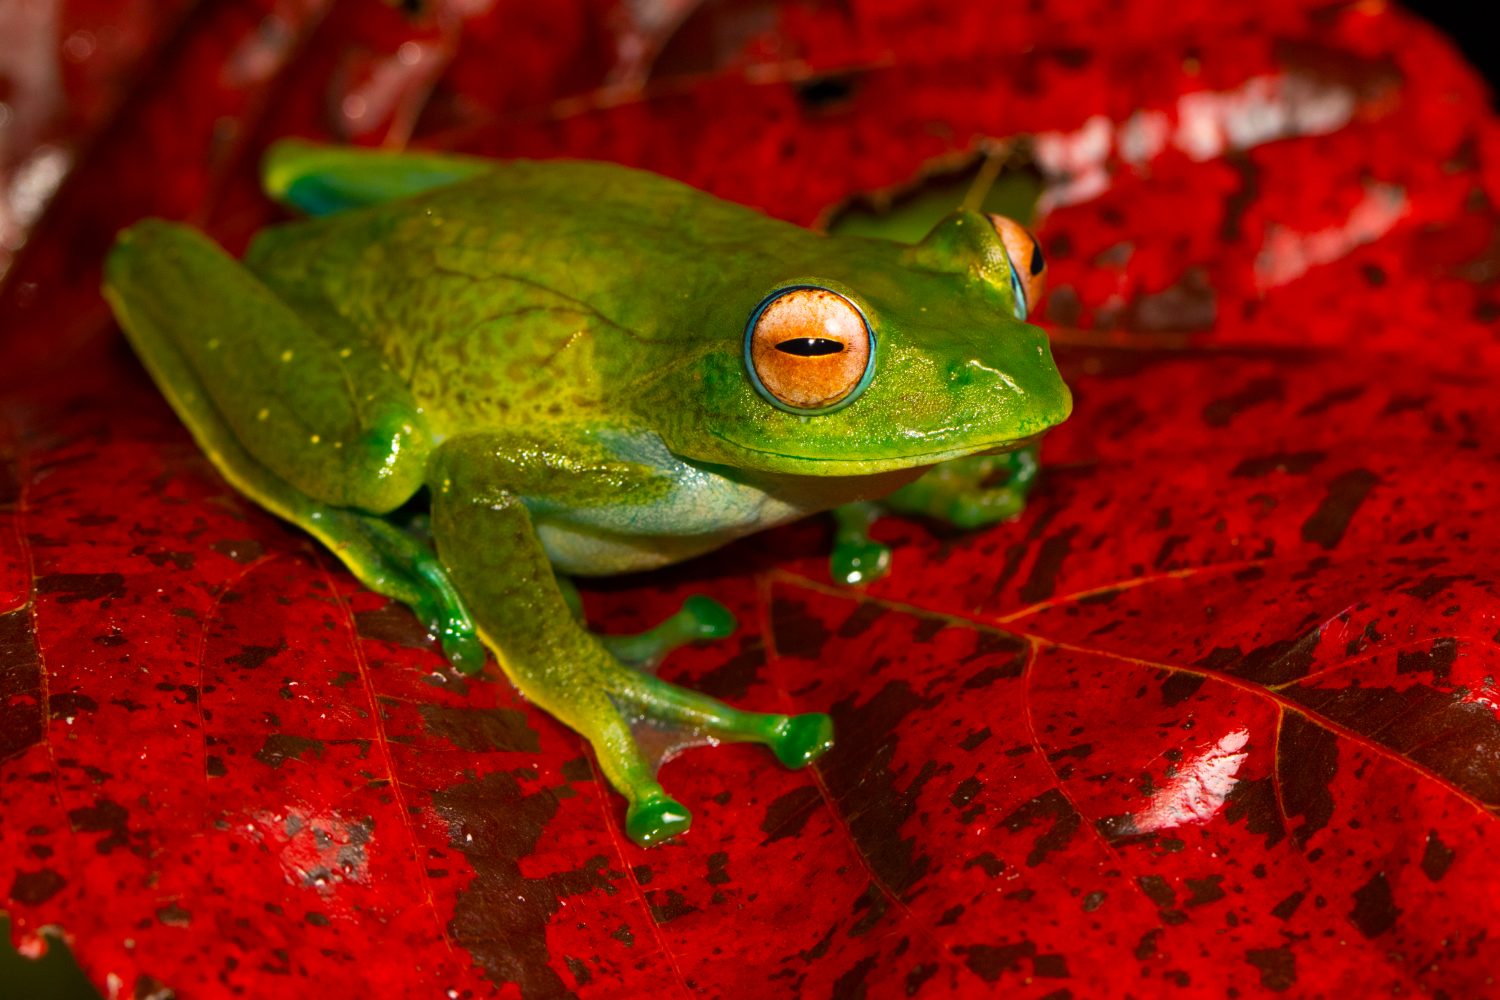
[103,142,1071,847]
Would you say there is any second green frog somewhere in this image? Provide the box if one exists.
[103,142,1072,847]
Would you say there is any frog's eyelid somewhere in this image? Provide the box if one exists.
[1007,262,1029,321]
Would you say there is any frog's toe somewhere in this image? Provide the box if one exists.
[440,628,487,675]
[601,594,737,668]
[947,488,1024,530]
[681,595,736,640]
[626,793,692,847]
[770,712,835,768]
[831,539,891,587]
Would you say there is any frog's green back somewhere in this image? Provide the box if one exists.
[246,161,813,438]
[247,153,1071,478]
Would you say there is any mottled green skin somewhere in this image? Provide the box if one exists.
[247,159,1068,472]
[102,143,1071,847]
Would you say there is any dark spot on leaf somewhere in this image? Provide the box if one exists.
[67,797,134,854]
[563,956,590,986]
[964,852,1005,877]
[705,851,730,887]
[254,734,325,769]
[155,902,191,926]
[1401,575,1470,601]
[1184,875,1226,906]
[560,757,592,782]
[35,573,126,603]
[1300,468,1379,549]
[822,680,940,896]
[354,603,438,650]
[0,611,43,762]
[1202,376,1284,427]
[1246,946,1297,991]
[693,635,764,700]
[1421,830,1456,881]
[771,596,832,660]
[959,727,991,750]
[831,954,878,1000]
[950,776,982,809]
[434,770,611,1000]
[206,755,227,777]
[1160,671,1206,707]
[1230,451,1325,477]
[761,784,823,844]
[1349,872,1400,938]
[796,73,858,111]
[226,642,286,670]
[1278,714,1338,846]
[1225,777,1286,847]
[848,880,889,937]
[836,602,886,640]
[964,941,1034,983]
[210,538,263,563]
[1396,637,1457,682]
[48,692,97,719]
[648,889,697,924]
[1136,874,1175,907]
[8,868,66,905]
[999,789,1080,867]
[904,962,939,995]
[1271,890,1306,920]
[1019,525,1080,603]
[417,704,539,753]
[1134,929,1161,961]
[1082,891,1106,912]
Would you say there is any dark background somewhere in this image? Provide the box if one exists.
[1408,1,1499,94]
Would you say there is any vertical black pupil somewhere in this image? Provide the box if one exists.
[776,338,845,357]
[1029,233,1046,276]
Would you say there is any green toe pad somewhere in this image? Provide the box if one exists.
[441,630,487,675]
[771,713,835,768]
[626,795,693,847]
[681,595,736,639]
[831,540,891,587]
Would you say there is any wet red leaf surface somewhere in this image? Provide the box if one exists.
[3,2,1499,997]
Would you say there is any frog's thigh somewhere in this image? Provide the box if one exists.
[104,220,427,514]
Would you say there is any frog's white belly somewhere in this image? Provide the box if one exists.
[527,432,826,576]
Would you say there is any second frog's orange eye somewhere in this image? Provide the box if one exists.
[986,214,1047,318]
[745,287,874,413]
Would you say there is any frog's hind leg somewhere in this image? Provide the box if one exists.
[429,435,833,847]
[262,139,495,216]
[103,221,483,670]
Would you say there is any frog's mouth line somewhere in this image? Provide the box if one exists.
[710,430,1043,474]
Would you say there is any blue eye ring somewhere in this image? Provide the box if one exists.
[743,284,877,416]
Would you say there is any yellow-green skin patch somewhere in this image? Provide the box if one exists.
[102,143,1071,847]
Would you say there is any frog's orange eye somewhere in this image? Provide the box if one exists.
[987,214,1047,319]
[745,286,874,413]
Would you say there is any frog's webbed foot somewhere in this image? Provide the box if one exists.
[830,445,1041,586]
[605,669,834,845]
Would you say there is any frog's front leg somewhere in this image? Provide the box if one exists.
[429,435,833,847]
[830,444,1041,586]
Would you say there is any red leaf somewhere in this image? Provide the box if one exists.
[3,2,1498,997]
